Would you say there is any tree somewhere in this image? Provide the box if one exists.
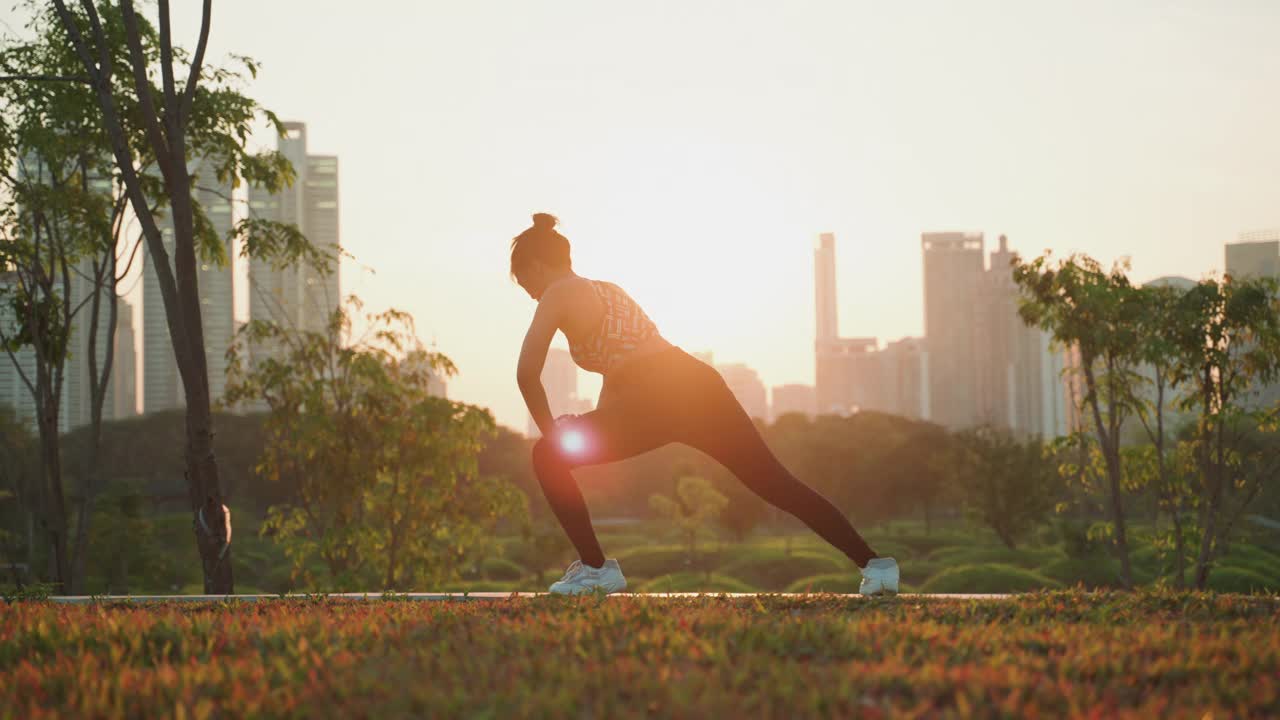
[224,297,527,591]
[1130,283,1195,586]
[1013,252,1145,586]
[48,1,331,592]
[648,474,728,576]
[951,426,1060,550]
[1167,274,1280,588]
[878,422,951,534]
[0,405,38,586]
[0,11,144,592]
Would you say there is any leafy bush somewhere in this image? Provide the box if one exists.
[1038,557,1127,589]
[881,532,974,557]
[860,541,916,563]
[635,573,756,593]
[785,573,860,593]
[1056,518,1103,560]
[1204,568,1280,594]
[897,560,944,586]
[438,579,524,592]
[616,546,708,578]
[481,558,526,581]
[720,552,847,590]
[927,546,1063,570]
[1216,546,1280,581]
[919,564,1062,593]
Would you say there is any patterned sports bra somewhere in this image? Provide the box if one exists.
[567,279,660,375]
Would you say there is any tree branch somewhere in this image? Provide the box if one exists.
[180,0,213,122]
[117,0,173,181]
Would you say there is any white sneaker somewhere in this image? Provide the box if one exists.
[548,558,627,595]
[859,557,900,596]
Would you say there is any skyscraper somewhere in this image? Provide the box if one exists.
[248,122,341,351]
[770,384,816,421]
[1224,230,1280,410]
[527,348,592,437]
[1225,230,1280,279]
[813,232,882,415]
[815,232,838,343]
[716,362,769,422]
[973,235,1068,436]
[142,157,236,413]
[113,299,138,420]
[878,337,929,421]
[921,231,986,429]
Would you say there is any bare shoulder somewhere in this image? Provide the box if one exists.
[542,275,597,307]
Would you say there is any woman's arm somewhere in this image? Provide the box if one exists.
[517,290,564,439]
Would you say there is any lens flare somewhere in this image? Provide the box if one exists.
[559,429,586,454]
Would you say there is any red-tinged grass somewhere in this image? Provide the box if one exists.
[1,589,1277,719]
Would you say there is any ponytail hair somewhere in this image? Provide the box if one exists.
[510,212,571,279]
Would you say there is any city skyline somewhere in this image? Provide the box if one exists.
[4,1,1277,433]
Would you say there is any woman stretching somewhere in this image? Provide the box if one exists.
[513,213,899,596]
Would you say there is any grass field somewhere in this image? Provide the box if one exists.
[3,589,1277,718]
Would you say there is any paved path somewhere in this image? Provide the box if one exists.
[44,592,1016,604]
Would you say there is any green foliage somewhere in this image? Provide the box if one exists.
[919,563,1062,593]
[1216,545,1280,580]
[635,572,756,593]
[927,546,1064,570]
[950,426,1062,549]
[477,557,526,582]
[783,573,861,593]
[1037,557,1127,589]
[719,550,846,591]
[224,297,527,592]
[1204,567,1280,594]
[615,546,707,578]
[0,580,56,602]
[648,475,728,566]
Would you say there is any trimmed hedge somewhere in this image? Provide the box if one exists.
[920,564,1062,593]
[635,573,757,593]
[1205,567,1280,594]
[1037,557,1127,589]
[928,546,1064,570]
[721,552,847,591]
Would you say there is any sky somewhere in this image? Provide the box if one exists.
[4,1,1278,433]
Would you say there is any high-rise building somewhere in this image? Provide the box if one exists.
[878,337,929,420]
[716,362,769,422]
[813,232,884,416]
[815,232,838,342]
[1225,231,1280,410]
[921,231,986,429]
[142,157,236,413]
[527,348,593,437]
[0,272,47,431]
[973,235,1068,437]
[770,384,816,421]
[248,122,341,351]
[1226,231,1280,279]
[113,299,138,419]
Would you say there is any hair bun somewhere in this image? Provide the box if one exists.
[532,212,558,231]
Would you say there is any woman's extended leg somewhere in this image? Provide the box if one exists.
[530,406,668,568]
[683,379,878,568]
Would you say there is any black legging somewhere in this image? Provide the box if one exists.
[531,346,877,570]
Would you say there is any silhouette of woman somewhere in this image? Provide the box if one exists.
[513,212,899,595]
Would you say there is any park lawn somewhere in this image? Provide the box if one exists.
[2,589,1277,718]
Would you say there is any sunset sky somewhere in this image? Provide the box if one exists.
[5,1,1278,433]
